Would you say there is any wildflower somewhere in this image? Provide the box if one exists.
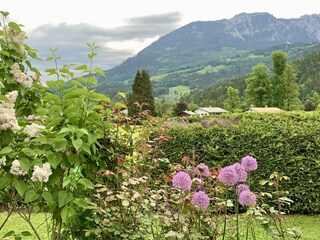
[232,163,248,182]
[0,156,6,166]
[237,183,250,195]
[194,163,210,177]
[24,123,45,138]
[241,155,257,171]
[31,162,52,183]
[10,159,27,176]
[238,190,256,206]
[191,191,210,209]
[218,165,238,186]
[172,171,192,190]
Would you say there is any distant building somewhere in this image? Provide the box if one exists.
[246,107,284,113]
[195,107,228,115]
[180,110,198,117]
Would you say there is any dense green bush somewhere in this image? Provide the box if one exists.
[159,112,320,214]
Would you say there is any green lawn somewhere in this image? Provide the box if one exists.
[0,213,319,239]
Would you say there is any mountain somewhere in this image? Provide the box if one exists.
[95,12,320,97]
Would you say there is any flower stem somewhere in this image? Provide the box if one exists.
[222,190,228,240]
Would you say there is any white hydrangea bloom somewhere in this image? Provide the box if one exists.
[0,91,20,131]
[10,63,33,88]
[10,159,27,176]
[5,90,18,103]
[24,123,45,138]
[3,26,26,52]
[31,162,52,182]
[0,156,6,166]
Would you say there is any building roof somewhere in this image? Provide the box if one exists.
[197,107,228,113]
[182,110,198,116]
[247,107,284,113]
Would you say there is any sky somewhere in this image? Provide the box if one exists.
[2,0,320,78]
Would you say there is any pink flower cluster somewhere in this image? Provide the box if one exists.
[172,164,211,210]
[218,155,257,187]
[217,155,258,206]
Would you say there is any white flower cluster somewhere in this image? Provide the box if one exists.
[10,159,27,176]
[24,123,45,138]
[0,156,6,166]
[0,90,20,131]
[10,63,33,88]
[2,26,26,53]
[31,163,52,183]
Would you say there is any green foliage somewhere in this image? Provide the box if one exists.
[224,86,241,112]
[128,70,156,116]
[158,112,320,214]
[245,64,271,107]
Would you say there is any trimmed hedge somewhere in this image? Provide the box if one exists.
[159,112,320,214]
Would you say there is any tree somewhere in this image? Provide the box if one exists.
[245,64,271,107]
[173,102,188,116]
[224,86,240,112]
[282,64,300,110]
[271,51,288,108]
[128,70,155,116]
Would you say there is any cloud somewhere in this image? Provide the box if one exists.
[25,11,182,76]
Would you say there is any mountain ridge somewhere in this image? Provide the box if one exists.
[95,12,320,97]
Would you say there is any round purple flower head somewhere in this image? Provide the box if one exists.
[237,183,250,195]
[218,165,238,187]
[172,171,192,190]
[194,163,210,177]
[238,190,256,206]
[191,191,210,209]
[241,155,258,171]
[232,163,248,182]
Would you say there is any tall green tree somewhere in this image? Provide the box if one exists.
[271,51,288,108]
[128,70,155,116]
[282,64,301,110]
[245,64,271,107]
[224,86,240,111]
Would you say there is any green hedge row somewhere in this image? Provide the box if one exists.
[159,112,320,214]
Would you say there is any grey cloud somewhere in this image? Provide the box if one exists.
[25,11,182,75]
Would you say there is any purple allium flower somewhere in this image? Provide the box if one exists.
[194,163,210,177]
[172,171,192,190]
[232,163,248,182]
[191,191,210,209]
[238,190,256,206]
[237,184,250,195]
[218,165,238,186]
[241,155,258,171]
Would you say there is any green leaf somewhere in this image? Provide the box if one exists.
[115,102,127,109]
[0,146,13,155]
[0,175,11,190]
[118,92,126,98]
[19,158,30,172]
[21,231,33,236]
[51,137,68,150]
[8,22,22,31]
[14,179,27,197]
[93,67,105,77]
[74,65,88,71]
[25,190,40,203]
[3,230,15,238]
[78,178,93,189]
[58,191,73,207]
[88,92,110,102]
[72,138,83,150]
[61,206,75,224]
[42,192,54,203]
[80,143,91,155]
[73,198,88,209]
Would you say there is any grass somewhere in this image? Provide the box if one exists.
[0,213,319,239]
